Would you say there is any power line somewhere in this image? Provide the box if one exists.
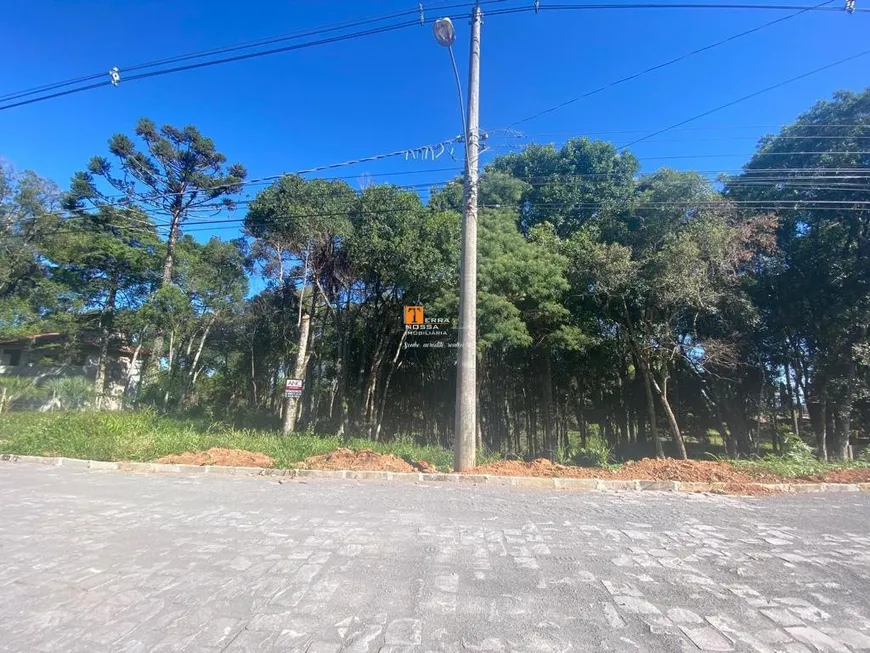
[502,123,870,136]
[502,0,840,130]
[0,20,425,112]
[0,7,421,104]
[619,48,870,149]
[0,2,503,113]
[28,181,868,238]
[510,134,870,143]
[5,1,865,113]
[0,1,501,106]
[490,1,865,12]
[87,161,870,215]
[160,201,869,234]
[485,145,870,158]
[98,143,867,204]
[93,135,465,205]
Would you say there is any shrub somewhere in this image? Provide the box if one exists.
[778,430,814,462]
[0,376,44,412]
[573,443,612,468]
[43,376,95,411]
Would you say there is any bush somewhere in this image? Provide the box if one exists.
[43,376,95,411]
[778,430,814,462]
[573,443,612,468]
[0,376,47,412]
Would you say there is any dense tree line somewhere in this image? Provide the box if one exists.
[2,89,868,461]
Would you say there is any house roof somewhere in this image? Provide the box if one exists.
[0,332,150,357]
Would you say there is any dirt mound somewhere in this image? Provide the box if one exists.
[613,458,760,483]
[299,448,418,473]
[811,468,870,483]
[475,457,763,483]
[415,459,439,473]
[154,448,274,468]
[712,482,781,497]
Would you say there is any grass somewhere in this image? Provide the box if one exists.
[1,410,866,478]
[0,410,467,471]
[731,456,870,479]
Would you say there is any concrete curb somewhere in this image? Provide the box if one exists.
[1,453,867,495]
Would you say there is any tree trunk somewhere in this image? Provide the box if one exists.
[281,313,311,435]
[93,328,111,410]
[639,359,664,458]
[93,283,119,410]
[150,213,183,374]
[576,407,588,449]
[831,360,855,461]
[180,316,214,405]
[375,330,406,441]
[808,389,828,461]
[162,330,175,409]
[784,362,800,438]
[250,344,259,408]
[825,400,836,458]
[650,371,687,459]
[124,338,144,399]
[542,349,555,459]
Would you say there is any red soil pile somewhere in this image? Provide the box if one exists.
[806,468,870,483]
[153,448,274,468]
[299,448,418,473]
[474,457,870,487]
[474,457,765,483]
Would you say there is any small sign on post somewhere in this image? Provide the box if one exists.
[284,379,303,398]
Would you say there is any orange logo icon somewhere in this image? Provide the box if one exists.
[404,306,424,325]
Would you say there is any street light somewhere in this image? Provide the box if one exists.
[433,17,455,46]
[433,6,482,472]
[433,17,467,142]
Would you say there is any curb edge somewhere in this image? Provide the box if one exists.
[0,454,866,495]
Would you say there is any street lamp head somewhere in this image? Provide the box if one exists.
[433,17,455,47]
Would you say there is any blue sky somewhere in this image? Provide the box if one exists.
[1,0,867,243]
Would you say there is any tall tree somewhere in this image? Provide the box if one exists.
[727,89,870,460]
[46,206,160,405]
[0,166,63,311]
[245,175,356,434]
[68,118,247,367]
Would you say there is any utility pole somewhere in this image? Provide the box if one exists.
[454,2,481,472]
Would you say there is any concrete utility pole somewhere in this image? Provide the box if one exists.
[432,4,481,472]
[455,3,482,472]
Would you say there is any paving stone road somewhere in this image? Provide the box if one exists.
[1,463,870,653]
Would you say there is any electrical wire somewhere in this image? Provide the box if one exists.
[483,145,870,159]
[23,188,869,239]
[502,124,870,136]
[4,1,865,113]
[489,1,865,14]
[502,0,839,130]
[0,20,427,112]
[0,0,501,105]
[92,134,465,206]
[619,48,870,149]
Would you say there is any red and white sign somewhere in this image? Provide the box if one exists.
[284,379,303,398]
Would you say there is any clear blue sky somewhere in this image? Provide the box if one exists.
[1,0,867,242]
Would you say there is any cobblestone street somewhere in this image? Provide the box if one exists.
[1,462,870,652]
